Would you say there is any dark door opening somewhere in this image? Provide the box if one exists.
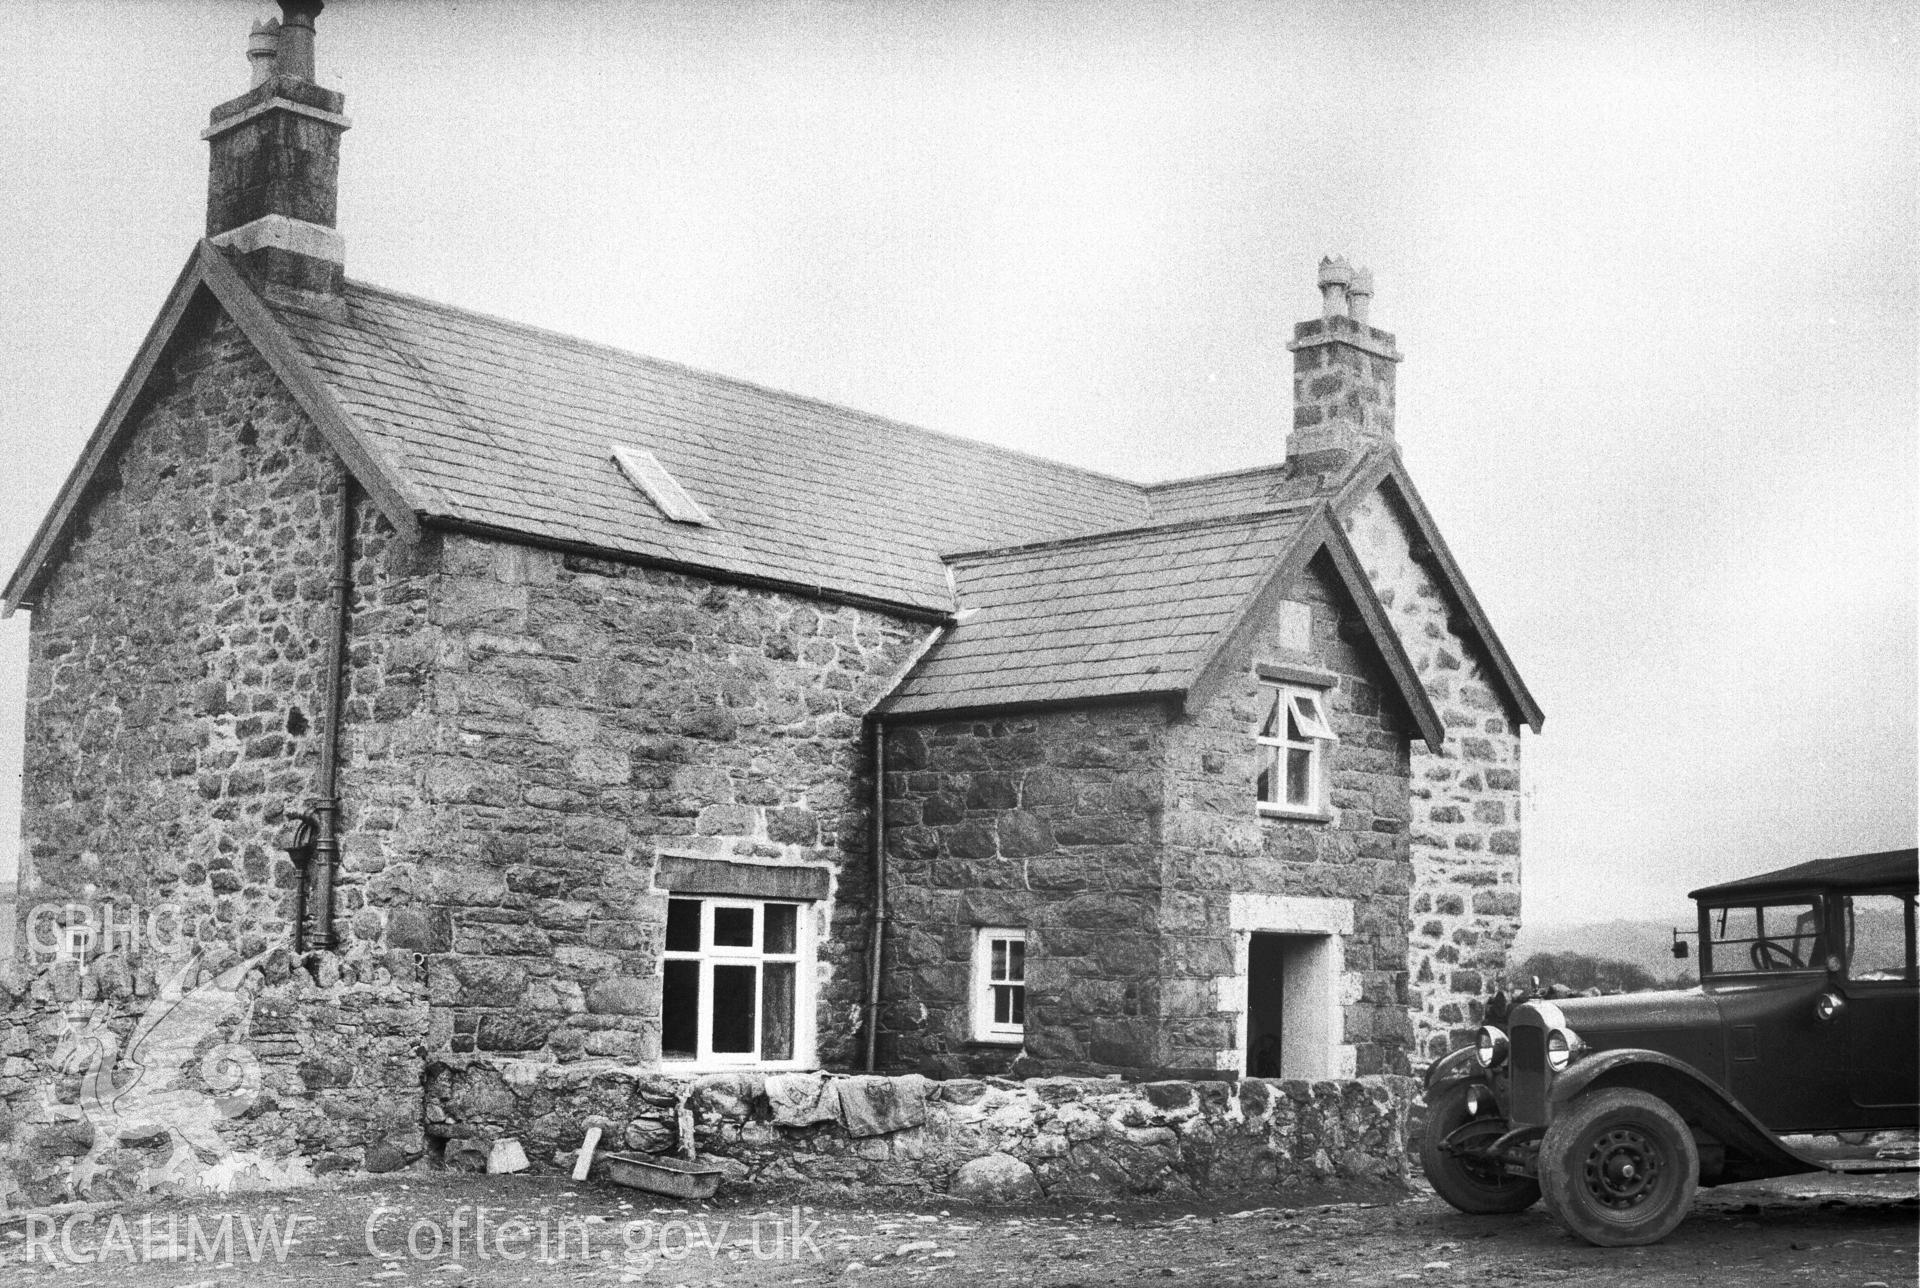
[1247,932,1288,1076]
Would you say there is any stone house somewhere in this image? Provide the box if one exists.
[1,4,1539,1182]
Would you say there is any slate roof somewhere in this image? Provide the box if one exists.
[1145,464,1310,523]
[881,508,1315,715]
[269,281,1150,614]
[3,243,1537,736]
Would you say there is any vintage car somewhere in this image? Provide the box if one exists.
[1421,847,1919,1245]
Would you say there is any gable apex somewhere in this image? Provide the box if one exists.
[1333,449,1545,735]
[2,242,419,616]
[1182,507,1446,754]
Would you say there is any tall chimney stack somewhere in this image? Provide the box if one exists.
[1286,256,1401,474]
[203,0,349,306]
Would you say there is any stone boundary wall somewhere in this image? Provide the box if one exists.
[0,947,429,1209]
[426,1056,1416,1202]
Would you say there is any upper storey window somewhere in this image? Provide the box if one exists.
[1256,683,1336,815]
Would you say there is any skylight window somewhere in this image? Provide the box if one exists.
[611,444,714,526]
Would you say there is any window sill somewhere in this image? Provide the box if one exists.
[661,1058,820,1073]
[968,1035,1025,1048]
[1257,803,1334,824]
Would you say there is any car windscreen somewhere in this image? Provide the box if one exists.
[1703,899,1822,975]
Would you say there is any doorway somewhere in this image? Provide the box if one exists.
[1244,930,1340,1078]
[1246,932,1289,1075]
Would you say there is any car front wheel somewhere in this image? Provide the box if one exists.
[1538,1087,1699,1246]
[1420,1083,1541,1214]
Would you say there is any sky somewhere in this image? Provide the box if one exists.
[0,0,1913,924]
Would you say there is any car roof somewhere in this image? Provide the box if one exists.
[1689,848,1919,901]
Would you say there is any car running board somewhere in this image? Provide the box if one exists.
[1786,1135,1920,1174]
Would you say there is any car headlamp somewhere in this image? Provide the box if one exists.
[1474,1025,1510,1070]
[1546,1026,1582,1072]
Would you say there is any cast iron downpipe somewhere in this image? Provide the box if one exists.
[863,719,888,1072]
[300,471,354,953]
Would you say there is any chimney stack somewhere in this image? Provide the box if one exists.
[1285,256,1401,473]
[204,0,349,306]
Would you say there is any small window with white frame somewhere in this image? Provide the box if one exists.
[661,896,812,1068]
[973,928,1027,1043]
[1256,682,1337,815]
[56,923,93,965]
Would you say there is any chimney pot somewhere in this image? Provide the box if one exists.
[247,19,281,88]
[1317,255,1353,319]
[1348,267,1374,325]
[275,0,323,82]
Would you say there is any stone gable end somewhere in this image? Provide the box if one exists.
[20,298,426,949]
[1343,484,1524,1057]
[1162,550,1416,1079]
[8,298,436,1199]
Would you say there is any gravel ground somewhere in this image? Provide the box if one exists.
[1,1169,1913,1287]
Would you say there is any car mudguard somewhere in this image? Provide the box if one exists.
[1424,1046,1486,1096]
[1548,1048,1822,1184]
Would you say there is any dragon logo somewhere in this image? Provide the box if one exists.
[48,952,266,1195]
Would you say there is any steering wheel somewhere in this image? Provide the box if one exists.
[1750,939,1801,971]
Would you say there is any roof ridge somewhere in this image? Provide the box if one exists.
[338,277,1150,495]
[1143,460,1294,491]
[943,501,1320,565]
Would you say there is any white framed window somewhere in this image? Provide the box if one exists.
[1256,683,1336,815]
[661,896,813,1068]
[56,923,93,965]
[972,928,1027,1043]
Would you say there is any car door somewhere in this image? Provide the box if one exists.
[1708,897,1852,1130]
[1839,890,1919,1123]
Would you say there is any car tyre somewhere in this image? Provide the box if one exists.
[1538,1087,1699,1246]
[1420,1083,1541,1214]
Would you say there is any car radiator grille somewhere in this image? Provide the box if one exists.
[1509,1020,1549,1126]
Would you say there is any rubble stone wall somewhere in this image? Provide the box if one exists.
[17,301,429,956]
[0,945,429,1208]
[878,704,1170,1077]
[369,538,930,1068]
[1343,485,1525,1059]
[426,1055,1416,1201]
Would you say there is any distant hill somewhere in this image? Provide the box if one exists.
[1511,918,1693,988]
[1516,905,1905,986]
